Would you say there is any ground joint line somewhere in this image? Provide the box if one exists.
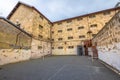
[47,65,67,80]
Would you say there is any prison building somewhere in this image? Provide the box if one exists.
[7,2,120,56]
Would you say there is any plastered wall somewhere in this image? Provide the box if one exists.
[92,11,120,71]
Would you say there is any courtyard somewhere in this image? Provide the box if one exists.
[0,56,120,80]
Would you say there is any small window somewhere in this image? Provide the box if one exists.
[40,15,43,20]
[79,35,85,38]
[52,47,54,49]
[58,22,62,25]
[52,39,54,41]
[58,30,62,33]
[58,38,63,41]
[103,11,111,15]
[67,28,72,31]
[92,34,96,37]
[90,24,97,28]
[38,35,43,39]
[67,20,72,23]
[39,25,43,29]
[89,15,96,18]
[68,36,73,39]
[77,18,83,21]
[68,46,74,49]
[38,46,42,49]
[58,46,63,49]
[52,31,54,34]
[78,26,84,29]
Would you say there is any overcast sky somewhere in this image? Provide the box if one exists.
[0,0,119,22]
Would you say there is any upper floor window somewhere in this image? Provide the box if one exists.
[90,24,97,28]
[40,15,43,20]
[39,25,43,29]
[78,26,84,29]
[58,22,62,25]
[77,18,83,21]
[38,46,42,49]
[79,35,85,38]
[67,28,72,31]
[38,35,43,39]
[68,36,73,39]
[89,15,96,18]
[68,46,74,49]
[58,30,62,33]
[58,38,63,41]
[67,20,72,23]
[103,11,111,15]
[58,46,63,49]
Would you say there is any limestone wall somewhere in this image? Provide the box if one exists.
[52,9,118,55]
[92,11,120,71]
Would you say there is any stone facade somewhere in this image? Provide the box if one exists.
[92,11,120,71]
[0,18,32,65]
[8,3,52,59]
[52,8,119,55]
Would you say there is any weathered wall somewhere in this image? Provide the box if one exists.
[9,3,52,57]
[92,11,120,71]
[52,9,119,55]
[0,18,32,65]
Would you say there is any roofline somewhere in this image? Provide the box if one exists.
[0,17,32,37]
[7,1,53,24]
[53,7,120,24]
[7,1,120,24]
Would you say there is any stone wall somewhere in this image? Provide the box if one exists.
[0,18,32,65]
[52,9,119,55]
[92,11,120,71]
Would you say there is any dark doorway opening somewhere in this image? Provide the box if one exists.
[77,45,83,56]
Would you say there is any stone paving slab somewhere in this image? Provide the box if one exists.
[0,56,120,80]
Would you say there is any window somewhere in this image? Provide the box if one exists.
[58,22,62,25]
[68,46,74,49]
[58,46,63,49]
[38,35,43,39]
[58,38,63,41]
[39,25,43,29]
[38,46,42,49]
[67,28,72,31]
[40,15,43,20]
[92,34,96,37]
[103,11,111,15]
[79,35,85,38]
[90,24,97,28]
[52,31,54,34]
[89,15,96,18]
[58,30,62,33]
[52,39,54,41]
[68,36,73,39]
[67,20,72,23]
[78,26,84,29]
[77,18,83,21]
[52,47,54,49]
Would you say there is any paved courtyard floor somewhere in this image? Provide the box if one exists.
[0,56,120,80]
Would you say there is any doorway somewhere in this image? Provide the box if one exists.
[77,45,83,56]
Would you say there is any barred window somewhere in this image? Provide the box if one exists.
[68,46,74,49]
[77,18,83,21]
[58,46,63,49]
[78,26,84,29]
[58,38,63,41]
[38,35,43,39]
[90,24,97,28]
[67,28,72,31]
[103,11,111,15]
[39,25,43,29]
[68,36,73,39]
[38,46,42,49]
[67,20,72,23]
[79,35,85,38]
[89,15,96,18]
[58,30,62,33]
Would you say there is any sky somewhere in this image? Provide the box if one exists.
[0,0,119,22]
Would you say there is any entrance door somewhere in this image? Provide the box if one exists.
[77,46,83,56]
